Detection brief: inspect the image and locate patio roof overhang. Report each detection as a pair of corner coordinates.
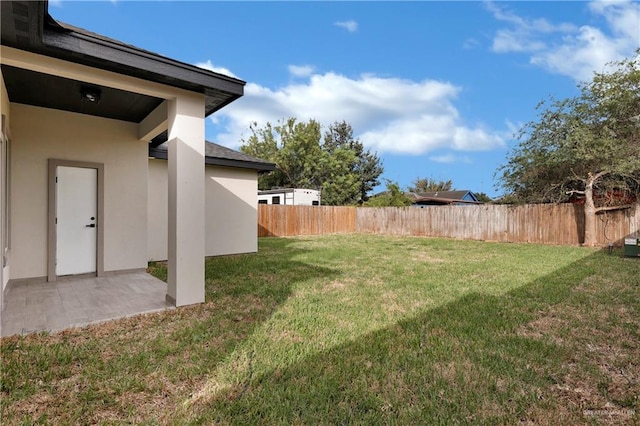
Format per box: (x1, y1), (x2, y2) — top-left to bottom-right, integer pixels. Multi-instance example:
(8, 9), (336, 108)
(1, 1), (244, 133)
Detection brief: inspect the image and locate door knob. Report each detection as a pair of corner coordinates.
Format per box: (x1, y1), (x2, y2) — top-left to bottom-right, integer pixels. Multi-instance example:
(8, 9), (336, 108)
(86, 224), (96, 228)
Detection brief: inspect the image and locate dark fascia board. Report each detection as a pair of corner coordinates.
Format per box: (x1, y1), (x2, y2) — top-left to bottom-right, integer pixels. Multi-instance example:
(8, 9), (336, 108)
(40, 24), (244, 116)
(42, 26), (244, 95)
(149, 147), (276, 173)
(206, 157), (276, 172)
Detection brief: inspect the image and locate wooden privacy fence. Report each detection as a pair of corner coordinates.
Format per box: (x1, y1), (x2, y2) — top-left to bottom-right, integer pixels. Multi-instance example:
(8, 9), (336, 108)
(356, 203), (639, 246)
(258, 203), (640, 246)
(258, 205), (356, 237)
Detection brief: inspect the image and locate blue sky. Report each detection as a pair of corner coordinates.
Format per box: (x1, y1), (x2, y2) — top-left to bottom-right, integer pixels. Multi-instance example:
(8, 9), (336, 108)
(50, 1), (639, 197)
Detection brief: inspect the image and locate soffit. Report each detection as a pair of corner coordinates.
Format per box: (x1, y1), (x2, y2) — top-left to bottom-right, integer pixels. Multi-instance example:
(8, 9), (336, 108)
(2, 64), (163, 123)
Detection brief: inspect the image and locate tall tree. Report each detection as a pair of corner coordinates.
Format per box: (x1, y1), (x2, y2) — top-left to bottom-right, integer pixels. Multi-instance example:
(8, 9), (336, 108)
(240, 121), (288, 190)
(240, 118), (384, 205)
(323, 121), (383, 204)
(273, 118), (323, 189)
(240, 118), (323, 189)
(497, 51), (640, 246)
(408, 177), (454, 193)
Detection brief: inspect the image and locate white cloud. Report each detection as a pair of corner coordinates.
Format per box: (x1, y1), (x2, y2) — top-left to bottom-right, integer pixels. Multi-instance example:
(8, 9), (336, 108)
(428, 154), (472, 164)
(288, 65), (315, 78)
(195, 60), (239, 79)
(487, 0), (640, 81)
(463, 38), (481, 50)
(335, 20), (359, 33)
(492, 29), (546, 53)
(211, 71), (505, 156)
(505, 119), (521, 138)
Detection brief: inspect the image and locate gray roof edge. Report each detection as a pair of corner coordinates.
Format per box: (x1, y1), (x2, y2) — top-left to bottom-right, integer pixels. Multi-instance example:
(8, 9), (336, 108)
(50, 20), (247, 88)
(205, 157), (275, 172)
(149, 143), (276, 172)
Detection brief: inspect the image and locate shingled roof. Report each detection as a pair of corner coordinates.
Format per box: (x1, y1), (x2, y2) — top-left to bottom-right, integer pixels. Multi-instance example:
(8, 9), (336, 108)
(413, 191), (475, 200)
(149, 141), (275, 172)
(407, 190), (480, 205)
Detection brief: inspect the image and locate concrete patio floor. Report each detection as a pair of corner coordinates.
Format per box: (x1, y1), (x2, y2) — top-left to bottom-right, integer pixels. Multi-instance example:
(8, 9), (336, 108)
(1, 272), (174, 337)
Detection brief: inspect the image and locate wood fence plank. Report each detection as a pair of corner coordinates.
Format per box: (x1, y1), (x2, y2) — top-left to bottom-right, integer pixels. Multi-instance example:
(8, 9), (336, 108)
(259, 203), (640, 245)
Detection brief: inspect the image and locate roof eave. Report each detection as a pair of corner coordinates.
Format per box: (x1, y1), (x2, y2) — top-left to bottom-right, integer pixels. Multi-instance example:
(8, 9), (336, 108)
(205, 157), (276, 172)
(149, 147), (275, 172)
(40, 25), (245, 116)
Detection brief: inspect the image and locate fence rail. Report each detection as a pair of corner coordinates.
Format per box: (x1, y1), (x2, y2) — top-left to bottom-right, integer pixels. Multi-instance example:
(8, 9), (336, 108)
(258, 203), (640, 246)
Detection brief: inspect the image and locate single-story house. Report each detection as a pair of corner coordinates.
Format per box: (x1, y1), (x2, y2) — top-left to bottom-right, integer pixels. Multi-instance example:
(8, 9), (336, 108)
(148, 141), (274, 261)
(408, 190), (480, 206)
(0, 0), (272, 312)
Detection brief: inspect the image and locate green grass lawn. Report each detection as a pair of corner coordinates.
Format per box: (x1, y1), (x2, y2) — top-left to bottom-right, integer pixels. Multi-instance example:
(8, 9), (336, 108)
(2, 235), (639, 424)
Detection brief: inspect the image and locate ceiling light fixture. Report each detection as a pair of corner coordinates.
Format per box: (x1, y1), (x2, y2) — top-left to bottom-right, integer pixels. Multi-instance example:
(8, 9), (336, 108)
(81, 87), (101, 104)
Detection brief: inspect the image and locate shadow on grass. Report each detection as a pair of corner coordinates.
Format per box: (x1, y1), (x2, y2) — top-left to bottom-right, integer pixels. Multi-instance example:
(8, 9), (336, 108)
(146, 237), (342, 366)
(186, 247), (639, 425)
(0, 237), (341, 424)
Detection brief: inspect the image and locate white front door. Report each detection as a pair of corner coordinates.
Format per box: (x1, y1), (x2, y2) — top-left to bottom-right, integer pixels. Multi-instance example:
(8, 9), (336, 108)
(56, 166), (97, 276)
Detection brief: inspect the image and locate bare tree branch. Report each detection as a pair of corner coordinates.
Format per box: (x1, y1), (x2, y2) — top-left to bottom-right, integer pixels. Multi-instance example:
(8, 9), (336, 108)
(595, 204), (634, 213)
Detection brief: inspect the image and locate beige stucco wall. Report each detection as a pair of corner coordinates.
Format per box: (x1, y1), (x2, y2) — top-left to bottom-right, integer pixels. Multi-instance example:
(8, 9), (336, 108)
(147, 159), (169, 262)
(10, 104), (148, 279)
(0, 70), (9, 123)
(205, 165), (258, 256)
(148, 159), (258, 261)
(0, 70), (10, 291)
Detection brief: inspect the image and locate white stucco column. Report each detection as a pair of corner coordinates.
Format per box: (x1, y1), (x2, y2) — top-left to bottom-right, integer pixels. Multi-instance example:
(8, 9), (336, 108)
(166, 93), (205, 306)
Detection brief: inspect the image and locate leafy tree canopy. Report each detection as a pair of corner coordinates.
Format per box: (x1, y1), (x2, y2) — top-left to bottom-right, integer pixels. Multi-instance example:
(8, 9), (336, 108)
(474, 192), (493, 203)
(240, 118), (383, 206)
(497, 50), (640, 245)
(408, 177), (454, 193)
(363, 180), (413, 207)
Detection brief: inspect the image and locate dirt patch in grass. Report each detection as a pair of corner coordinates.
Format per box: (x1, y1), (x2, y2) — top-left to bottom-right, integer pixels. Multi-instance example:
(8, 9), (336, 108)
(273, 328), (305, 344)
(321, 278), (358, 293)
(410, 252), (445, 263)
(381, 291), (407, 316)
(9, 391), (55, 424)
(518, 299), (639, 423)
(433, 359), (476, 384)
(517, 311), (568, 346)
